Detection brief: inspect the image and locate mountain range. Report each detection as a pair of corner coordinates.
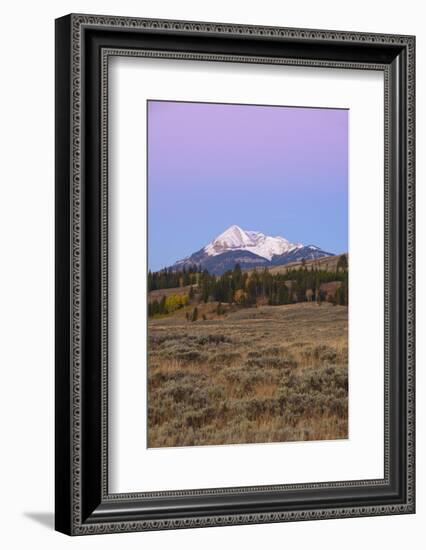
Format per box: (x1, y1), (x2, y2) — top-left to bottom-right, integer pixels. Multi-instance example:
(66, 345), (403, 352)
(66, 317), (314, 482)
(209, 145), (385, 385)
(171, 225), (334, 275)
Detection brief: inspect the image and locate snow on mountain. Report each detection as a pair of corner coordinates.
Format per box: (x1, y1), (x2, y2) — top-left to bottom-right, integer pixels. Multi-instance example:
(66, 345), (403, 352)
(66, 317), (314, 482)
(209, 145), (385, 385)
(204, 225), (303, 260)
(171, 225), (333, 275)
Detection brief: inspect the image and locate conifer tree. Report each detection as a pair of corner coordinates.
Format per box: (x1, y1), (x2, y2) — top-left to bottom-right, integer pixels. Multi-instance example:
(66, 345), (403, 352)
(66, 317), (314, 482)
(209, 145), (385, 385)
(192, 307), (198, 322)
(337, 254), (348, 273)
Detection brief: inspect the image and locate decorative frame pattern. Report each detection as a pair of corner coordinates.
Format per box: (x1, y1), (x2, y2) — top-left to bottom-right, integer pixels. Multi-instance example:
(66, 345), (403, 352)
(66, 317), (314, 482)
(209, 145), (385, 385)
(55, 14), (415, 536)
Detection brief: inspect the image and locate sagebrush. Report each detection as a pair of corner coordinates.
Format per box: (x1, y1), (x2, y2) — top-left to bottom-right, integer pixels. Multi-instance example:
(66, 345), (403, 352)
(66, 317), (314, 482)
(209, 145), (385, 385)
(147, 302), (348, 447)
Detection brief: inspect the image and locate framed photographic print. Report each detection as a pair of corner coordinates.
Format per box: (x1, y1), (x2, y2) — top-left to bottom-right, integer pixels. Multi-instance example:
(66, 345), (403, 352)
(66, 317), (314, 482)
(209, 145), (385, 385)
(55, 14), (415, 535)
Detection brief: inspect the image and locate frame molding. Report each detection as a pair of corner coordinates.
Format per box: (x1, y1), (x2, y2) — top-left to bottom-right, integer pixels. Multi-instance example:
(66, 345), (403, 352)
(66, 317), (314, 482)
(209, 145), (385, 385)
(55, 13), (415, 535)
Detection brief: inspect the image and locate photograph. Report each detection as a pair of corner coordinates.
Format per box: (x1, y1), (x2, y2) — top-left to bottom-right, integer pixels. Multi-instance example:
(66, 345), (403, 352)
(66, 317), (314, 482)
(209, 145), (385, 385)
(147, 100), (349, 448)
(51, 9), (415, 539)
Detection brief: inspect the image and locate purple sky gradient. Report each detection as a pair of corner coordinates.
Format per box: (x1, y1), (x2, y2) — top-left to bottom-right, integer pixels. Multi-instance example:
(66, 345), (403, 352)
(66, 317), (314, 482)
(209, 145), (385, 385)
(148, 100), (348, 271)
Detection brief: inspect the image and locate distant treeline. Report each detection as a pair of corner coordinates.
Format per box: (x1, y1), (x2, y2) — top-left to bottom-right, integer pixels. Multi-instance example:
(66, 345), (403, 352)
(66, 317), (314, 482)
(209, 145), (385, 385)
(148, 294), (189, 317)
(148, 256), (348, 317)
(148, 265), (200, 291)
(197, 258), (348, 306)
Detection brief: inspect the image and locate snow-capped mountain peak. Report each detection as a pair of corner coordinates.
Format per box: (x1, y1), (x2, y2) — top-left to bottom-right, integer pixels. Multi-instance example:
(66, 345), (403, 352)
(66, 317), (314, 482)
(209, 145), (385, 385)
(171, 225), (333, 275)
(204, 225), (302, 261)
(206, 225), (253, 250)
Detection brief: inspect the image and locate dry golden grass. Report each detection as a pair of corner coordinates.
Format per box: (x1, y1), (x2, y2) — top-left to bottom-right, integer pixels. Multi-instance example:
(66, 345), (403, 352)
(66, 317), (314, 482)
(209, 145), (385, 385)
(147, 302), (348, 447)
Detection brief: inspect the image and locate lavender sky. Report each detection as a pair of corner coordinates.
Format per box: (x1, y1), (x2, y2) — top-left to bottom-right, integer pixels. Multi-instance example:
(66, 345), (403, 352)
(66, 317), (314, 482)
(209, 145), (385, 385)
(148, 100), (348, 272)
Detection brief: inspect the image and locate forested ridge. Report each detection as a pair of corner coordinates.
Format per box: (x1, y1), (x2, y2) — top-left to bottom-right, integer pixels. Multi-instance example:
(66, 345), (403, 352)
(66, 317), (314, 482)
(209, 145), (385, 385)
(148, 256), (348, 317)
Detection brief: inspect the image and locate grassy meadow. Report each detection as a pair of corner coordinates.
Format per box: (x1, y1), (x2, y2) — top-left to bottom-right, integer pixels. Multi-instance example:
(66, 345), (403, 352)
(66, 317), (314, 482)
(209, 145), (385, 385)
(147, 298), (348, 448)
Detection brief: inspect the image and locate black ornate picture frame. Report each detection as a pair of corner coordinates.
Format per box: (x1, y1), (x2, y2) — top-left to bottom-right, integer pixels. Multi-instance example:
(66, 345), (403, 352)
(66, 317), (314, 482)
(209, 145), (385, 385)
(55, 14), (415, 535)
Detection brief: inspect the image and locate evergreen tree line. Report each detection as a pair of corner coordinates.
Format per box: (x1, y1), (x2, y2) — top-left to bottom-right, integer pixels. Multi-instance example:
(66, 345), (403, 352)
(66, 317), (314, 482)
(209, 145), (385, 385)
(148, 265), (201, 291)
(198, 261), (348, 307)
(148, 294), (189, 317)
(148, 256), (348, 317)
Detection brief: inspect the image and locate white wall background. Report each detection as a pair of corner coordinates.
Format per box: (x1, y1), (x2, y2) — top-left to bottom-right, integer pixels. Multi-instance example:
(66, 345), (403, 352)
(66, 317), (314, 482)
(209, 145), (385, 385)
(0, 0), (423, 548)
